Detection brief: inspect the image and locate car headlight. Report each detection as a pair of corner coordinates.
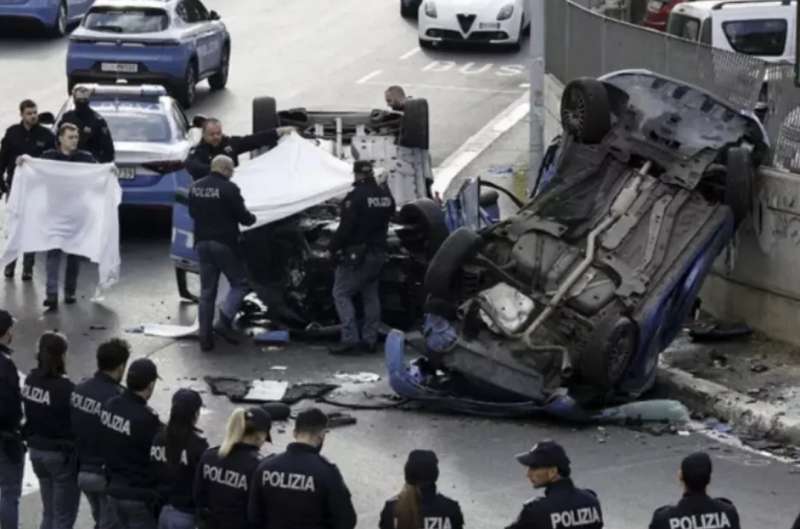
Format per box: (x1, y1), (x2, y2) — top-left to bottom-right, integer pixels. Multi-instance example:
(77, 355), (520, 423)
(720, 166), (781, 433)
(424, 1), (437, 18)
(497, 4), (514, 20)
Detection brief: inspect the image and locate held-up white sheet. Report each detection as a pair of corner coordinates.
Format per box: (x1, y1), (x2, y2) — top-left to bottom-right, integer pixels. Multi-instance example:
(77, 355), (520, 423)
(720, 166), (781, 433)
(0, 156), (122, 289)
(234, 133), (353, 230)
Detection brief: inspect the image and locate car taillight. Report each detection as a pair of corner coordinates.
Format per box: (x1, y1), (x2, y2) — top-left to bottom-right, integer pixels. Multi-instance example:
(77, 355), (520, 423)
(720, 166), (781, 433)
(143, 160), (184, 174)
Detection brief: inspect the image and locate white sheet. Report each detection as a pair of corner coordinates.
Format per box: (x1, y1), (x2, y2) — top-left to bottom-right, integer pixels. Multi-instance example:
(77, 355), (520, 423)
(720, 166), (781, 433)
(0, 156), (122, 289)
(234, 133), (353, 230)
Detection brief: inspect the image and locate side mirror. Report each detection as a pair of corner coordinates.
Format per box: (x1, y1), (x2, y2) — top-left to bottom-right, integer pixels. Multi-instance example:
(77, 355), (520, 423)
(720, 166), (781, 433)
(209, 10), (220, 20)
(192, 115), (208, 129)
(38, 112), (55, 126)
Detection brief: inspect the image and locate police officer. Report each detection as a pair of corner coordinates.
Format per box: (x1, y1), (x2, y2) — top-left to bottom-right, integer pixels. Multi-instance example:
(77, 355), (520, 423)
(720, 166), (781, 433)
(22, 332), (80, 529)
(188, 155), (256, 351)
(150, 389), (209, 529)
(649, 452), (740, 529)
(0, 310), (24, 529)
(102, 358), (162, 529)
(329, 160), (395, 356)
(379, 450), (464, 529)
(184, 118), (294, 180)
(71, 338), (131, 529)
(194, 407), (272, 529)
(0, 99), (55, 280)
(385, 86), (408, 112)
(506, 441), (603, 529)
(248, 407), (356, 529)
(58, 85), (115, 163)
(35, 122), (98, 311)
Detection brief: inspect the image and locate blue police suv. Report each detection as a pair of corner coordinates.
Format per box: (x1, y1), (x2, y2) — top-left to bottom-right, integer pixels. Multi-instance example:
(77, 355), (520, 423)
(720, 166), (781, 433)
(0, 0), (94, 37)
(66, 0), (230, 108)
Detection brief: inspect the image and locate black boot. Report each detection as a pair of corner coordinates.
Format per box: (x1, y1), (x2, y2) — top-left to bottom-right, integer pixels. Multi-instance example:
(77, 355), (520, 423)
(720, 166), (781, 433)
(43, 296), (58, 311)
(21, 269), (32, 281)
(213, 310), (240, 345)
(64, 292), (76, 304)
(200, 335), (215, 352)
(4, 264), (14, 279)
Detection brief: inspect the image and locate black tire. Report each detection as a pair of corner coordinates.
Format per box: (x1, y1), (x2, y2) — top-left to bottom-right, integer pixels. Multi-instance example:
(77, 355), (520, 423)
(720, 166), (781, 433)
(400, 0), (417, 18)
(67, 76), (77, 95)
(399, 98), (429, 149)
(48, 2), (67, 38)
(725, 147), (754, 226)
(579, 317), (638, 389)
(252, 96), (279, 134)
(419, 38), (434, 49)
(424, 228), (482, 300)
(208, 43), (230, 91)
(397, 198), (449, 259)
(177, 62), (197, 108)
(561, 78), (612, 144)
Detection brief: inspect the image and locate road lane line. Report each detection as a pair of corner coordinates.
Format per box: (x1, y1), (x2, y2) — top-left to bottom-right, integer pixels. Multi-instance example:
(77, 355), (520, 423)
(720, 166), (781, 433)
(399, 47), (421, 60)
(359, 80), (525, 95)
(356, 69), (383, 84)
(431, 90), (530, 198)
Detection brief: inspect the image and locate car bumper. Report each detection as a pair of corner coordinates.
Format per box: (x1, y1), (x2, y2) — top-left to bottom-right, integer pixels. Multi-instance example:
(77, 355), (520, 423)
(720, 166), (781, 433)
(418, 12), (522, 44)
(0, 3), (58, 27)
(66, 42), (189, 85)
(120, 172), (179, 207)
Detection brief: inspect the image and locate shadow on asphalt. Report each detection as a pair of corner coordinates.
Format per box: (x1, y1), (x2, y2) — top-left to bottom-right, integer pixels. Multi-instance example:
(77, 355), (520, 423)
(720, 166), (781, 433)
(119, 206), (172, 242)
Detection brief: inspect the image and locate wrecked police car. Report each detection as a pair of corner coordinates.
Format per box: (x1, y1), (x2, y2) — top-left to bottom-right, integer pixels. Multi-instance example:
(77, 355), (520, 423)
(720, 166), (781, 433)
(389, 70), (768, 411)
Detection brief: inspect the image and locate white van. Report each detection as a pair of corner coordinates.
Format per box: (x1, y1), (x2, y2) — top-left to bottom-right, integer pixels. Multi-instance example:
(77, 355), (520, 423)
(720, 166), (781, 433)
(667, 0), (796, 64)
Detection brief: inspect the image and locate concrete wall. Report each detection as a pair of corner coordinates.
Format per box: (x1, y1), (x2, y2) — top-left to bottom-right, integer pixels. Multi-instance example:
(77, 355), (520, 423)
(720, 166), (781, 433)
(543, 75), (800, 345)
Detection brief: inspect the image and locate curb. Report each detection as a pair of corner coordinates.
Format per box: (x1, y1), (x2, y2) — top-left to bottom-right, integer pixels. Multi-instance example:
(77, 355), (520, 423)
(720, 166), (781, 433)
(657, 363), (800, 443)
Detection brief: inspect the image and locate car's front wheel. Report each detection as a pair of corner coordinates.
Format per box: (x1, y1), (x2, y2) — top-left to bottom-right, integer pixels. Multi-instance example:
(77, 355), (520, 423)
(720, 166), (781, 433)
(401, 0), (417, 18)
(580, 317), (638, 389)
(48, 1), (68, 38)
(177, 63), (197, 108)
(208, 44), (230, 91)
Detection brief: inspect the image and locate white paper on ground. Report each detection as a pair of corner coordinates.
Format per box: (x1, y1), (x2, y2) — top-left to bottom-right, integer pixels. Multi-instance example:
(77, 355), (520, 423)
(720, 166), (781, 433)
(334, 371), (381, 383)
(142, 319), (199, 338)
(244, 380), (289, 401)
(233, 133), (354, 230)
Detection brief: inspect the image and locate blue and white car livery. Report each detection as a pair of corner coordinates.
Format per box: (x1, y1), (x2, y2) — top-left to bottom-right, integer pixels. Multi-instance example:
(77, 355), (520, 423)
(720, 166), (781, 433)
(66, 0), (230, 108)
(0, 0), (94, 37)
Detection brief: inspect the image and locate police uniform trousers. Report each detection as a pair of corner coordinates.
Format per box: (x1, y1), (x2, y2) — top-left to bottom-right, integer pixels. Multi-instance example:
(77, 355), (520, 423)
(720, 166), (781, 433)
(107, 498), (157, 529)
(77, 470), (119, 529)
(4, 253), (35, 277)
(196, 241), (248, 338)
(29, 448), (80, 529)
(0, 442), (24, 529)
(332, 250), (386, 346)
(157, 505), (194, 529)
(45, 251), (80, 298)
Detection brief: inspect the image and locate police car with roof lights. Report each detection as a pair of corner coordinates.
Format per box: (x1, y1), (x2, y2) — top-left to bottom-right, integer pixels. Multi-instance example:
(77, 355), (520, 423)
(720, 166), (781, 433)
(66, 0), (230, 108)
(51, 83), (199, 207)
(0, 0), (95, 37)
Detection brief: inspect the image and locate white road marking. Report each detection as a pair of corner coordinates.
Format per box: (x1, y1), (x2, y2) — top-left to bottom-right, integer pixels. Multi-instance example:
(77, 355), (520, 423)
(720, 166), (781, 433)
(519, 82), (531, 88)
(356, 69), (383, 85)
(399, 47), (421, 60)
(359, 80), (525, 95)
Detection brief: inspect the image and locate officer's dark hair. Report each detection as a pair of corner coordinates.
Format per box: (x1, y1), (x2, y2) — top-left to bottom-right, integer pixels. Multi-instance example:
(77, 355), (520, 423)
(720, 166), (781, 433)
(165, 398), (199, 467)
(19, 99), (37, 113)
(58, 122), (79, 138)
(37, 332), (68, 377)
(202, 118), (222, 132)
(97, 338), (130, 372)
(294, 407), (328, 435)
(386, 85), (406, 98)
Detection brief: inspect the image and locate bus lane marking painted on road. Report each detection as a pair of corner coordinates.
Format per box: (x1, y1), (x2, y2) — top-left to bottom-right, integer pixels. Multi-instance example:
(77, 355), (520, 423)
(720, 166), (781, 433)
(359, 80), (525, 95)
(420, 60), (526, 77)
(356, 69), (383, 84)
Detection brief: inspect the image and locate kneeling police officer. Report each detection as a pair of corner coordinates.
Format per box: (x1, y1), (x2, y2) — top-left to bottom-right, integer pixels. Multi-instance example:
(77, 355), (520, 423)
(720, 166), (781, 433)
(649, 452), (740, 529)
(506, 441), (603, 529)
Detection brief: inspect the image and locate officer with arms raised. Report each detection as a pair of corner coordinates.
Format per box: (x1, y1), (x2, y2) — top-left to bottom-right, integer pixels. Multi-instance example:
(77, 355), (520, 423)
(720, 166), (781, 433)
(649, 452), (740, 529)
(248, 407), (356, 529)
(506, 441), (603, 529)
(188, 154), (256, 351)
(329, 160), (395, 356)
(102, 358), (163, 529)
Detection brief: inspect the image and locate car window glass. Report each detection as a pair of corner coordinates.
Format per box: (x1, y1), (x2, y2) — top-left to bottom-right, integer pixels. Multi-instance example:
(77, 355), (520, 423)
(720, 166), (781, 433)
(171, 104), (189, 138)
(723, 19), (787, 56)
(666, 13), (700, 41)
(700, 19), (711, 45)
(187, 0), (210, 20)
(92, 110), (172, 143)
(177, 0), (202, 23)
(84, 7), (169, 33)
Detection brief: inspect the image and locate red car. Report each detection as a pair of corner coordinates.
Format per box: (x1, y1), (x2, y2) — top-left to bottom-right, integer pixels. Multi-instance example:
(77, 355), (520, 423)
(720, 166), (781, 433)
(642, 0), (688, 31)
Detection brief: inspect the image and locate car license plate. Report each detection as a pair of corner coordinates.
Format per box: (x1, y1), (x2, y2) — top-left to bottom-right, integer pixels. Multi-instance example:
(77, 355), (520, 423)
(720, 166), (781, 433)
(479, 22), (501, 30)
(100, 62), (138, 73)
(118, 167), (136, 180)
(647, 0), (663, 12)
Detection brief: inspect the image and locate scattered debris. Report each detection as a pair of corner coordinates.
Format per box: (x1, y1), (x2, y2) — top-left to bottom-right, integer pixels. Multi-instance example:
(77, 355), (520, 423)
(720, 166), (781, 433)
(271, 366), (288, 371)
(750, 363), (769, 373)
(678, 430), (691, 437)
(687, 320), (753, 342)
(204, 376), (338, 404)
(709, 350), (728, 368)
(89, 325), (107, 331)
(334, 372), (381, 384)
(254, 330), (290, 344)
(326, 412), (357, 428)
(244, 380), (289, 402)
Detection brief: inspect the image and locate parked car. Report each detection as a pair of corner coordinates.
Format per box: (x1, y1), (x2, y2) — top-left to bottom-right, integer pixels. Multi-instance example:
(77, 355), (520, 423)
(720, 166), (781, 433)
(390, 70), (769, 409)
(642, 0), (690, 31)
(417, 0), (530, 50)
(51, 83), (198, 206)
(66, 0), (230, 107)
(0, 0), (95, 37)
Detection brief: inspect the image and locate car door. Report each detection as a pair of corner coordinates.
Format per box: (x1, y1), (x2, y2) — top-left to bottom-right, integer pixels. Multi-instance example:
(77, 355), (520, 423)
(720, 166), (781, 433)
(183, 0), (221, 74)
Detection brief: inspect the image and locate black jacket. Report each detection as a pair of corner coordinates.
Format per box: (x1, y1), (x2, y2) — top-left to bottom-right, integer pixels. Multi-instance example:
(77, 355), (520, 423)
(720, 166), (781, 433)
(0, 122), (55, 187)
(150, 427), (208, 513)
(649, 492), (740, 529)
(330, 177), (395, 253)
(58, 107), (115, 163)
(189, 171), (257, 249)
(40, 148), (97, 164)
(185, 130), (279, 180)
(506, 478), (603, 529)
(194, 443), (264, 529)
(248, 442), (357, 529)
(70, 372), (124, 472)
(0, 344), (22, 434)
(22, 368), (75, 451)
(101, 390), (162, 499)
(380, 484), (464, 529)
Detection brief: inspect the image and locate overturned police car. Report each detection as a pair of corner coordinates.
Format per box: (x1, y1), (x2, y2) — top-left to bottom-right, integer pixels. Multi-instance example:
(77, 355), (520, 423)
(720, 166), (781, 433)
(388, 70), (769, 411)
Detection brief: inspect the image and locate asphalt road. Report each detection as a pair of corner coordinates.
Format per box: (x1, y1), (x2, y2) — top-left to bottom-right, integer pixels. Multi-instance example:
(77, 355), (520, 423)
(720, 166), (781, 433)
(1, 2), (800, 529)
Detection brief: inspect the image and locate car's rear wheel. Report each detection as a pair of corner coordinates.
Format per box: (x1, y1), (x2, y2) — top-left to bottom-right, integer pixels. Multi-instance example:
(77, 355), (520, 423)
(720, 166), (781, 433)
(399, 98), (429, 149)
(397, 198), (449, 259)
(561, 78), (612, 144)
(208, 44), (230, 91)
(725, 146), (754, 226)
(419, 38), (434, 49)
(580, 317), (638, 389)
(424, 228), (483, 300)
(49, 2), (67, 38)
(177, 62), (197, 108)
(252, 96), (279, 133)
